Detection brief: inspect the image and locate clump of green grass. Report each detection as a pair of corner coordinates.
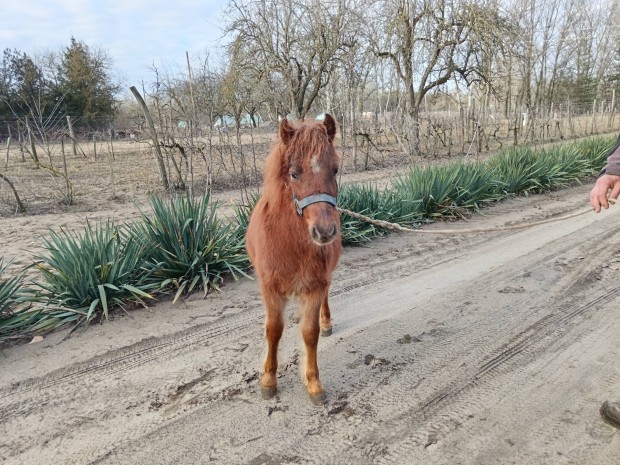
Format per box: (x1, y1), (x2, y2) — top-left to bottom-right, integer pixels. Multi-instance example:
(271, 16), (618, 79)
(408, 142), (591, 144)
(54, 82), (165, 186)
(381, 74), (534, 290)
(32, 222), (157, 322)
(0, 257), (92, 342)
(134, 194), (249, 302)
(339, 183), (425, 244)
(576, 136), (616, 171)
(487, 145), (592, 196)
(485, 148), (546, 195)
(0, 259), (29, 340)
(0, 259), (22, 319)
(391, 162), (502, 218)
(231, 192), (259, 244)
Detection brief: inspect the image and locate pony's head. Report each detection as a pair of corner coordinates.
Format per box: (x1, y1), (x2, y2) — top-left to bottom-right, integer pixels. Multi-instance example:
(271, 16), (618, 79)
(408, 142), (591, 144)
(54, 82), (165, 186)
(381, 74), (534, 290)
(277, 114), (341, 246)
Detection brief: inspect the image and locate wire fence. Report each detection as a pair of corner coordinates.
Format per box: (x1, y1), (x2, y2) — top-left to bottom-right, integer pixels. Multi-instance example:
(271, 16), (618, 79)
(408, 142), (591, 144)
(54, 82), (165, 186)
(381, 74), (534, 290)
(1, 99), (619, 217)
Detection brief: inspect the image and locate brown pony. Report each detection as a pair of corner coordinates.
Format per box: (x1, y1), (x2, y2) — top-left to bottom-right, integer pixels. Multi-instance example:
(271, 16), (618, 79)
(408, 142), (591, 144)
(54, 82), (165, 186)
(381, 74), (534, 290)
(246, 114), (342, 405)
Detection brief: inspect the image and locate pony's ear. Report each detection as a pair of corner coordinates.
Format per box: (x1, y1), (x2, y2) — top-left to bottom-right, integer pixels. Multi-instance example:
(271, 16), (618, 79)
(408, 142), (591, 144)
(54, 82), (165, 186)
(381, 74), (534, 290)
(323, 114), (336, 143)
(279, 118), (295, 145)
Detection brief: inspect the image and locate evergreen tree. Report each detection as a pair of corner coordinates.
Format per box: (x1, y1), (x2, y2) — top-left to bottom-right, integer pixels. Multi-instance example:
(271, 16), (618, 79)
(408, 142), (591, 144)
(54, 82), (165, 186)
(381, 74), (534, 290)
(0, 48), (48, 119)
(58, 37), (120, 126)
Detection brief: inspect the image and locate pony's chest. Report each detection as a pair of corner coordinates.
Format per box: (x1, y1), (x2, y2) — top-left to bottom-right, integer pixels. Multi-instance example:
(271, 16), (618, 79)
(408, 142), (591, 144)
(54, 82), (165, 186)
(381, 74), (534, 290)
(274, 246), (339, 293)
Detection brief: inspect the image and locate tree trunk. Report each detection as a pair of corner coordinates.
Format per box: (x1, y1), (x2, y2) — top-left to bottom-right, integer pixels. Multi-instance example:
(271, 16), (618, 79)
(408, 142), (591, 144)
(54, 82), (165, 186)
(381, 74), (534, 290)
(409, 106), (420, 156)
(0, 173), (25, 212)
(66, 116), (78, 158)
(130, 86), (170, 191)
(25, 118), (40, 168)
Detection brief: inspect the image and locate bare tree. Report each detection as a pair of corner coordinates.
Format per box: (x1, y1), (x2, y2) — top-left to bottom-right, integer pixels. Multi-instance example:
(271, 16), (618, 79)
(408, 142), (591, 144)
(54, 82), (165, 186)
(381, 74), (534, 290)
(370, 0), (511, 155)
(225, 0), (354, 119)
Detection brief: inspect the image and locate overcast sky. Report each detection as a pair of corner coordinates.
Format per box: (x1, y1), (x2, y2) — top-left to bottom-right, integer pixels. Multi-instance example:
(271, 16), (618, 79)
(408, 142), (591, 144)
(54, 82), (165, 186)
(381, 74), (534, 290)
(1, 0), (229, 94)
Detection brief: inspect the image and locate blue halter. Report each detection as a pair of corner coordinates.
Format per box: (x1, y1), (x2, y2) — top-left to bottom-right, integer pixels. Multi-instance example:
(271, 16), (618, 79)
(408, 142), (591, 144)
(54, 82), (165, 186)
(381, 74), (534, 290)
(293, 193), (338, 216)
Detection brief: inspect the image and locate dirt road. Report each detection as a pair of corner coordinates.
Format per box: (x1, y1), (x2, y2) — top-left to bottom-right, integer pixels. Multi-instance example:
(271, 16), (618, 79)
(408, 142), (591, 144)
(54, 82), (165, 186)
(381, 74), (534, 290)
(1, 183), (619, 464)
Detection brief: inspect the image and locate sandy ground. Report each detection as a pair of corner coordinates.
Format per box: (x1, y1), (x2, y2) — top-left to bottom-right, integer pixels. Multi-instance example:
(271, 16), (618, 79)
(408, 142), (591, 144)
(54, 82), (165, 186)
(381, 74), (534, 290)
(0, 182), (619, 464)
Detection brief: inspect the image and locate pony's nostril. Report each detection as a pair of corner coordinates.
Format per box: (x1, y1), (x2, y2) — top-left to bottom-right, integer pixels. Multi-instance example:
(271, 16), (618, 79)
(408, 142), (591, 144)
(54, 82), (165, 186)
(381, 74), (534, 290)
(311, 224), (337, 244)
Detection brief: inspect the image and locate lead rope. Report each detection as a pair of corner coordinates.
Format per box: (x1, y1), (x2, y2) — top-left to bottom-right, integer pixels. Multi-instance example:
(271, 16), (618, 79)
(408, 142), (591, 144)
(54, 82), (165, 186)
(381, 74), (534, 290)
(336, 201), (614, 235)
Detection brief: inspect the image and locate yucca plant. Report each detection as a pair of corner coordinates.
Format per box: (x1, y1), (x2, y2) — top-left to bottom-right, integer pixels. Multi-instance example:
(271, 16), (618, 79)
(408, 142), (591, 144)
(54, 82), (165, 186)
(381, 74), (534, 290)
(392, 162), (500, 218)
(338, 184), (423, 244)
(134, 194), (249, 302)
(0, 258), (29, 340)
(577, 136), (616, 172)
(487, 148), (546, 195)
(0, 258), (86, 342)
(338, 184), (391, 244)
(231, 191), (260, 243)
(32, 222), (157, 322)
(0, 305), (85, 342)
(537, 146), (591, 189)
(0, 259), (22, 319)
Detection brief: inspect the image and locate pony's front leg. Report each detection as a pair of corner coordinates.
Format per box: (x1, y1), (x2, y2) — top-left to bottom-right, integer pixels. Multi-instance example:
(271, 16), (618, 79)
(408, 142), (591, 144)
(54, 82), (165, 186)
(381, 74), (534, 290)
(301, 290), (328, 405)
(260, 288), (286, 399)
(320, 293), (332, 337)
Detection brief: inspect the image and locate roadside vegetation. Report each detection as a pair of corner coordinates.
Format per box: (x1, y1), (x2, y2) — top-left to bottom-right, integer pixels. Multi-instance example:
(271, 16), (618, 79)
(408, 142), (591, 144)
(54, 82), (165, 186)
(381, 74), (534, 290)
(0, 136), (613, 344)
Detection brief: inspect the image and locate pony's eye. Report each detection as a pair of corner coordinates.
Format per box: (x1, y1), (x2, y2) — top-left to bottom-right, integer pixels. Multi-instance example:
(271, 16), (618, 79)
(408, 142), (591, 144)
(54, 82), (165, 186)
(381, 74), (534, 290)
(333, 167), (339, 176)
(290, 171), (300, 180)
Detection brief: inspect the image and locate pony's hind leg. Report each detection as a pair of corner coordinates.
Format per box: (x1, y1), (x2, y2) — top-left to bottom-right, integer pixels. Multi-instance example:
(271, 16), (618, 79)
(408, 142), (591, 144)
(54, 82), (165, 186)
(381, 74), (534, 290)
(320, 293), (332, 337)
(260, 288), (286, 399)
(301, 290), (327, 405)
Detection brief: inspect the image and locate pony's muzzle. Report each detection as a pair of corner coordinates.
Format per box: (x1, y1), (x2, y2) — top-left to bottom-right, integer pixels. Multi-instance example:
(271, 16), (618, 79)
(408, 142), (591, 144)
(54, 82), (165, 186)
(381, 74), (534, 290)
(311, 223), (338, 245)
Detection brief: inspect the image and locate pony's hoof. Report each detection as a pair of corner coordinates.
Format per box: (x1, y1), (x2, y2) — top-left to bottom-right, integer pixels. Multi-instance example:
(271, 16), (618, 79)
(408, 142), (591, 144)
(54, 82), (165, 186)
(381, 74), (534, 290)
(309, 391), (327, 406)
(320, 327), (332, 337)
(260, 386), (277, 400)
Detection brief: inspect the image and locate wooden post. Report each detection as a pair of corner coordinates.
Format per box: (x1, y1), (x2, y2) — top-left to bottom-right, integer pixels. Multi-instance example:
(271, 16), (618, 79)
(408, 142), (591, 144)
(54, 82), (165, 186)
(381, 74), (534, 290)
(16, 120), (25, 162)
(350, 85), (357, 171)
(93, 134), (97, 160)
(591, 99), (596, 134)
(66, 116), (78, 158)
(108, 139), (115, 199)
(513, 113), (518, 146)
(609, 89), (616, 128)
(61, 138), (72, 204)
(567, 101), (574, 137)
(4, 137), (10, 169)
(129, 85), (169, 190)
(110, 134), (116, 160)
(458, 95), (465, 153)
(6, 123), (12, 166)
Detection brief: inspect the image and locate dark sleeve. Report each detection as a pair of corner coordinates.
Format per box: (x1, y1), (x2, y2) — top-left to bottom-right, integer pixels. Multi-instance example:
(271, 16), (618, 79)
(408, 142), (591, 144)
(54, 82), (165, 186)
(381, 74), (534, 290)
(601, 134), (620, 176)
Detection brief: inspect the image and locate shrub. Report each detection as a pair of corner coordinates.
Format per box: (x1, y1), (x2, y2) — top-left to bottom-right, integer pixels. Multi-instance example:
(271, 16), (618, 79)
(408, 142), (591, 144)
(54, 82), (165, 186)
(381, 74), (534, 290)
(392, 162), (501, 217)
(0, 259), (22, 319)
(32, 222), (157, 322)
(576, 136), (616, 172)
(134, 194), (249, 302)
(0, 259), (28, 340)
(338, 184), (421, 244)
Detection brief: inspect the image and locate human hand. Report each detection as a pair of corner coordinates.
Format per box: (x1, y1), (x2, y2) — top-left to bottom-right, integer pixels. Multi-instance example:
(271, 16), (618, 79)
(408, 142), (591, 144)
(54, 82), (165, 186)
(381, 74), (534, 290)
(590, 174), (620, 212)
